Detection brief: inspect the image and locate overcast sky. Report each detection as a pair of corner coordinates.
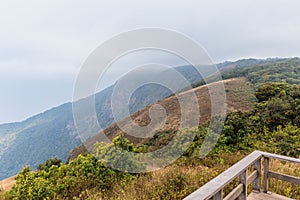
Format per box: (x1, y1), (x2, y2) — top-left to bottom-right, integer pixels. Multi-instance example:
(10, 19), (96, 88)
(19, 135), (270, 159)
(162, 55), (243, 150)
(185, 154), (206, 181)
(0, 0), (300, 123)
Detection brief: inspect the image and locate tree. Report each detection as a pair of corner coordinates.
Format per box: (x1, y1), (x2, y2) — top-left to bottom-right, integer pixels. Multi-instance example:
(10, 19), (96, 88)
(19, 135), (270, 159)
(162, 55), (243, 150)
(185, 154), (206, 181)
(255, 82), (288, 102)
(37, 157), (62, 172)
(94, 133), (145, 173)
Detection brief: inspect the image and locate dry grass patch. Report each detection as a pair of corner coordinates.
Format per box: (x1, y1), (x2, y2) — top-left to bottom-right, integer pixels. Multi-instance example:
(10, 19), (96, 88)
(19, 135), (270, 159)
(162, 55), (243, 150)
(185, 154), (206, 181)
(84, 152), (247, 200)
(268, 159), (300, 199)
(0, 176), (15, 192)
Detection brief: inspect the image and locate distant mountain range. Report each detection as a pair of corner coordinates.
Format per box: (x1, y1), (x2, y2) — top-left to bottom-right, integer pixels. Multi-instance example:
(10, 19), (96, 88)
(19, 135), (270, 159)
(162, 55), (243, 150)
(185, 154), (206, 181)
(0, 57), (293, 180)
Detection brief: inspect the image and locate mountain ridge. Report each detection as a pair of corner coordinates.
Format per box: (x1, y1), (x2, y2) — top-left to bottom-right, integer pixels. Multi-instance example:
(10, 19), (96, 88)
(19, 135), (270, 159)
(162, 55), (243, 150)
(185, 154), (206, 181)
(68, 77), (256, 161)
(0, 57), (296, 180)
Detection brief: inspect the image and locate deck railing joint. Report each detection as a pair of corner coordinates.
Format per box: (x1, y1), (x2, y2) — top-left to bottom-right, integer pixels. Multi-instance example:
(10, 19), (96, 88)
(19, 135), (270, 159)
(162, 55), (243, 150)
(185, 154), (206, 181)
(184, 151), (300, 200)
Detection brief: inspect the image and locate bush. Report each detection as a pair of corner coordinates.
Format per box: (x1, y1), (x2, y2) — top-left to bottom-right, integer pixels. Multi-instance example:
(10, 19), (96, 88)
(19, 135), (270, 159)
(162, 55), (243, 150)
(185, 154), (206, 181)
(255, 82), (288, 102)
(8, 154), (124, 199)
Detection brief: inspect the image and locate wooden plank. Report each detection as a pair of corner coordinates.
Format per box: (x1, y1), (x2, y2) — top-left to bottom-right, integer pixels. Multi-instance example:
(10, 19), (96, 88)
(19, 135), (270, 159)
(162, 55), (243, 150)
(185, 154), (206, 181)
(184, 151), (300, 200)
(184, 151), (262, 200)
(223, 184), (243, 200)
(268, 171), (300, 185)
(259, 151), (300, 164)
(253, 159), (261, 191)
(213, 190), (223, 200)
(239, 170), (247, 200)
(248, 192), (295, 200)
(247, 170), (258, 186)
(264, 157), (269, 193)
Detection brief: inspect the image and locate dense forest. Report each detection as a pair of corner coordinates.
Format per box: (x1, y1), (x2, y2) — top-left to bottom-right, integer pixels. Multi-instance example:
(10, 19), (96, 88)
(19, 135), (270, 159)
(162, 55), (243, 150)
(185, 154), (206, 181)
(222, 57), (300, 85)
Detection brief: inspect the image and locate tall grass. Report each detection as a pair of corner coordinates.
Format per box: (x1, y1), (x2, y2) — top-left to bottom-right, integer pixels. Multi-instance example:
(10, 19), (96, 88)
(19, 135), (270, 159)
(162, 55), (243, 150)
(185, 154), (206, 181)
(268, 159), (300, 198)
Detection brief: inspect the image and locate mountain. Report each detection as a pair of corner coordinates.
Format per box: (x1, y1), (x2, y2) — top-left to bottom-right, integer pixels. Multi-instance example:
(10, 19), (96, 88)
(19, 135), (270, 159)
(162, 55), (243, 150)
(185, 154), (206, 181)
(222, 57), (300, 85)
(69, 57), (300, 160)
(0, 64), (205, 180)
(4, 70), (300, 199)
(0, 58), (294, 180)
(0, 103), (77, 180)
(68, 77), (256, 161)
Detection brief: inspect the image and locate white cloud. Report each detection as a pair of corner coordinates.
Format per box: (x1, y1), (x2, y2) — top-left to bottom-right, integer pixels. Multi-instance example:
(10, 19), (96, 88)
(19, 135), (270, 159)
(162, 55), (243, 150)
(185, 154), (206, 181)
(0, 0), (300, 122)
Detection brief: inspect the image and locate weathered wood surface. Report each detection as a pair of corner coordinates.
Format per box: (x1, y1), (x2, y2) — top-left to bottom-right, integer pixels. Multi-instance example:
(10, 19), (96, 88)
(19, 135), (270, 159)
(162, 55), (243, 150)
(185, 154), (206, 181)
(248, 192), (295, 200)
(264, 157), (269, 192)
(268, 171), (300, 185)
(261, 151), (300, 164)
(184, 151), (300, 200)
(247, 170), (258, 187)
(184, 151), (262, 200)
(223, 184), (243, 200)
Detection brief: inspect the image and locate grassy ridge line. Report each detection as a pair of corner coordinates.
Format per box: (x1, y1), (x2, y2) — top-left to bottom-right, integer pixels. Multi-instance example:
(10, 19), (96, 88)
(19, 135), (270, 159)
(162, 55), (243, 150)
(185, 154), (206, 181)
(0, 77), (255, 196)
(68, 77), (255, 161)
(0, 176), (15, 192)
(3, 80), (300, 199)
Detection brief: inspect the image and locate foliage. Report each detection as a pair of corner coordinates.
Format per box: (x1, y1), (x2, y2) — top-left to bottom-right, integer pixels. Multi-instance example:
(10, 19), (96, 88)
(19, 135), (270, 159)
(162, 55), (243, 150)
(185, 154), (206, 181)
(222, 57), (300, 85)
(255, 82), (288, 102)
(7, 154), (121, 200)
(252, 124), (300, 157)
(213, 82), (300, 157)
(37, 157), (62, 172)
(94, 133), (146, 173)
(5, 80), (300, 199)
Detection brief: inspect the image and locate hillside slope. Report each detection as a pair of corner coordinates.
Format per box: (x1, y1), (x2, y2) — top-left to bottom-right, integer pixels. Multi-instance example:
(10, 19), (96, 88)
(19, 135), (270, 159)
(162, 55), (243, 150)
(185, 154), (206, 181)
(69, 77), (256, 160)
(222, 57), (300, 85)
(3, 80), (300, 199)
(0, 176), (15, 192)
(0, 64), (205, 180)
(0, 58), (290, 180)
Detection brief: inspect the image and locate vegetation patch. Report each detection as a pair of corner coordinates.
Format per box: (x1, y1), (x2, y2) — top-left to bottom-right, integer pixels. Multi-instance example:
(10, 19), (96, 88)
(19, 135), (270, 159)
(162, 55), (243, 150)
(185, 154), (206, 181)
(2, 81), (300, 199)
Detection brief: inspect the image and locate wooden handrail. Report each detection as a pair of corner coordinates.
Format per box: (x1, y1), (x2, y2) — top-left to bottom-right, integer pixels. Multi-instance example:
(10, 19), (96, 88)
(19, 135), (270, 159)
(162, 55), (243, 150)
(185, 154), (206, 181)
(260, 151), (300, 192)
(184, 151), (262, 200)
(184, 150), (300, 200)
(260, 151), (300, 164)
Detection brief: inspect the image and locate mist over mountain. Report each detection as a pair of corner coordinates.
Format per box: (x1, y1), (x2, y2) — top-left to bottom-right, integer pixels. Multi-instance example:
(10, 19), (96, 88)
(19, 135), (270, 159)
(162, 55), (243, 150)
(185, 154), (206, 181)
(0, 57), (293, 180)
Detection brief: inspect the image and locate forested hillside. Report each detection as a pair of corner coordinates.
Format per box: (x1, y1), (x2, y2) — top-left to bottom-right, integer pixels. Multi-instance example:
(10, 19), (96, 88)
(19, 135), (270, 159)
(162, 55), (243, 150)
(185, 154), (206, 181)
(0, 64), (204, 180)
(0, 58), (275, 180)
(222, 57), (300, 85)
(2, 58), (300, 199)
(68, 78), (255, 160)
(2, 81), (300, 199)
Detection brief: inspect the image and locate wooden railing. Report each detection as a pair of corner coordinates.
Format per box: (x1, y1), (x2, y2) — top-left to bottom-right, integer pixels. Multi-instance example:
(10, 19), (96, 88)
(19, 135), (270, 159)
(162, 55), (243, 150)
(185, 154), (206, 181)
(184, 150), (300, 200)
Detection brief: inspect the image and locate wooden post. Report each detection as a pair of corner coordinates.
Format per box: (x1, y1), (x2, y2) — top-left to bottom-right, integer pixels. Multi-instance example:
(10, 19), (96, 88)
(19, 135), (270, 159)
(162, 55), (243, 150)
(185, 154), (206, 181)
(239, 170), (247, 200)
(213, 190), (223, 200)
(253, 158), (261, 191)
(264, 157), (269, 193)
